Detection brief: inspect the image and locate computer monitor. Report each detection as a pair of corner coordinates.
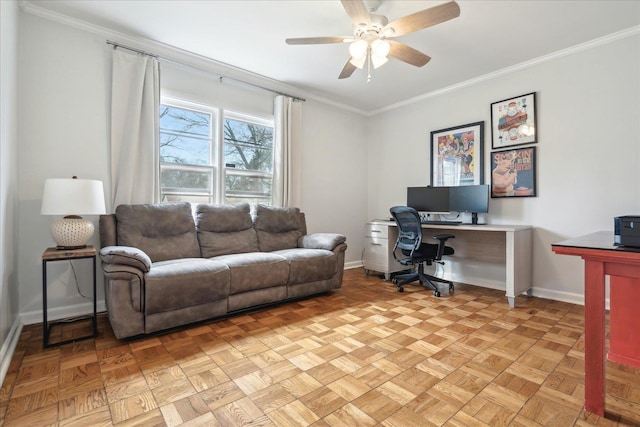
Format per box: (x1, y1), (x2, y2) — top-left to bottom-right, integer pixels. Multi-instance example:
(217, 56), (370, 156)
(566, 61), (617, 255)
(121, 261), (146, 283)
(449, 185), (489, 224)
(406, 186), (450, 214)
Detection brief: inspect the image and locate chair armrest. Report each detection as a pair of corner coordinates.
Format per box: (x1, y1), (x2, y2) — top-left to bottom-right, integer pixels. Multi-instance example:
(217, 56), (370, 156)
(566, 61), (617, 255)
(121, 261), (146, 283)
(99, 246), (152, 272)
(432, 234), (455, 260)
(299, 233), (346, 251)
(433, 233), (455, 242)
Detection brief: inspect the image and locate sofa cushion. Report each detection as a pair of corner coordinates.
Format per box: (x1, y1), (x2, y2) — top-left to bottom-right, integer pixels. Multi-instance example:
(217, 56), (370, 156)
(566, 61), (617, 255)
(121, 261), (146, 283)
(116, 202), (200, 262)
(254, 204), (303, 252)
(145, 258), (230, 315)
(196, 203), (259, 257)
(273, 248), (337, 284)
(212, 252), (289, 294)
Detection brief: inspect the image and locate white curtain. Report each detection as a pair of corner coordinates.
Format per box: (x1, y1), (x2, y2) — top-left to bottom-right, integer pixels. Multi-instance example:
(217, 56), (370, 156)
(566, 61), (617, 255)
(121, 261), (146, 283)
(272, 95), (302, 207)
(109, 48), (160, 209)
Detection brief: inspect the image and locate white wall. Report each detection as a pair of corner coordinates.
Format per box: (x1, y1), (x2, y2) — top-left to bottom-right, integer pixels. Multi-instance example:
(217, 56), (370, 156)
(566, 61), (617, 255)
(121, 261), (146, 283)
(367, 33), (640, 303)
(0, 0), (21, 385)
(16, 12), (369, 323)
(299, 100), (368, 262)
(18, 13), (111, 320)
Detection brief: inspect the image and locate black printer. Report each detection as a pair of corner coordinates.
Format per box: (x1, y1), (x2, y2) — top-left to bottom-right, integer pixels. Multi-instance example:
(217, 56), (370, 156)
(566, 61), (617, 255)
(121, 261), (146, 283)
(614, 216), (640, 247)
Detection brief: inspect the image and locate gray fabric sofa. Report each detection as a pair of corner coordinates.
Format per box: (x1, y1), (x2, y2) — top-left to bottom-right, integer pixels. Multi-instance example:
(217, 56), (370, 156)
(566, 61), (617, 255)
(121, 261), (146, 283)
(99, 202), (347, 339)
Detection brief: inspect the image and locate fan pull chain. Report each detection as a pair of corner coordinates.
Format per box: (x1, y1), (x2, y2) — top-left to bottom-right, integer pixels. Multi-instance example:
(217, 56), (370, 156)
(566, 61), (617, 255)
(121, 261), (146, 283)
(367, 48), (372, 83)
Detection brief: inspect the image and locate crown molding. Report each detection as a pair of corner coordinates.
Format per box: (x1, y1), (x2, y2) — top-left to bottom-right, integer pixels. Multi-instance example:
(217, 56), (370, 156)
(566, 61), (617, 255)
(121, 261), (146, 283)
(368, 25), (640, 116)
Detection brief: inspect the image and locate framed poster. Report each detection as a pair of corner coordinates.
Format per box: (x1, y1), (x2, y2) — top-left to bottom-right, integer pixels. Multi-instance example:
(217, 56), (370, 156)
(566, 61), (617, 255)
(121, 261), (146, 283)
(430, 121), (484, 187)
(490, 92), (536, 149)
(490, 147), (536, 198)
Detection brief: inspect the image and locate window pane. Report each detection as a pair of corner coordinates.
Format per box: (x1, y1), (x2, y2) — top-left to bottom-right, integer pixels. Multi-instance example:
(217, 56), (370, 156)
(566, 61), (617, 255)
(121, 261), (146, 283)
(161, 133), (210, 165)
(224, 118), (273, 173)
(161, 169), (210, 192)
(160, 105), (212, 166)
(225, 174), (271, 198)
(160, 106), (209, 137)
(225, 195), (271, 207)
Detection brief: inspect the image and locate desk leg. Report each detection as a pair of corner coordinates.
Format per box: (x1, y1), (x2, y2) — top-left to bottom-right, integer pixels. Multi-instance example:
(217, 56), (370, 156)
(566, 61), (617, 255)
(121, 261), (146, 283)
(584, 259), (606, 416)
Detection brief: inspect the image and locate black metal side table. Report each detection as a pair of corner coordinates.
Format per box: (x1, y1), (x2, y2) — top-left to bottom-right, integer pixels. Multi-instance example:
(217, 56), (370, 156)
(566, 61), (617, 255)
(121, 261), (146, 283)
(42, 246), (98, 348)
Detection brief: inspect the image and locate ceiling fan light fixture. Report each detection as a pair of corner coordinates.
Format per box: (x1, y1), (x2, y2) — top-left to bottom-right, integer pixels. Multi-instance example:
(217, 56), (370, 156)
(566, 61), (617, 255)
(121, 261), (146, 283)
(348, 40), (368, 59)
(371, 53), (388, 69)
(349, 54), (366, 69)
(371, 39), (390, 57)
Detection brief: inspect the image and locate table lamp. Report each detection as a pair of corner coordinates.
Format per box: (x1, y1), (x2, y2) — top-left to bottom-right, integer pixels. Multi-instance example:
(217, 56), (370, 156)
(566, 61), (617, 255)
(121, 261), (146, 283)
(41, 177), (106, 250)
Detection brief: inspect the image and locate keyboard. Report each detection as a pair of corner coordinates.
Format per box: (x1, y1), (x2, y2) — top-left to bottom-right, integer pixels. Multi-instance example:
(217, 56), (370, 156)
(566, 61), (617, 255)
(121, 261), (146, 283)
(421, 220), (462, 226)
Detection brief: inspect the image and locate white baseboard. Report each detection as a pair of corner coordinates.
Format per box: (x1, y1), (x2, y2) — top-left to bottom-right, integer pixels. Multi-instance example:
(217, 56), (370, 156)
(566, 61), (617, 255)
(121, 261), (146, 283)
(529, 287), (584, 306)
(344, 261), (363, 270)
(20, 299), (107, 325)
(0, 317), (23, 388)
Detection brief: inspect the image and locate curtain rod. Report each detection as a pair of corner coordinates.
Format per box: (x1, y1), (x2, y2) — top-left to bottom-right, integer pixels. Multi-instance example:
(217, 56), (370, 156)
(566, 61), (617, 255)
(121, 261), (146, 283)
(106, 40), (305, 102)
(107, 40), (159, 58)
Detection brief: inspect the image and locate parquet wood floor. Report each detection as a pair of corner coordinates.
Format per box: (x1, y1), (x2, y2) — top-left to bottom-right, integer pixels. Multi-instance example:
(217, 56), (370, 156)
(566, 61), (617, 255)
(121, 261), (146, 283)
(1, 268), (639, 426)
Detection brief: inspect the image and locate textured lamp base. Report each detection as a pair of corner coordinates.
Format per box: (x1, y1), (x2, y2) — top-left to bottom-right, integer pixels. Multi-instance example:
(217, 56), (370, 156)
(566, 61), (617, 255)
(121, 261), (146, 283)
(50, 216), (95, 250)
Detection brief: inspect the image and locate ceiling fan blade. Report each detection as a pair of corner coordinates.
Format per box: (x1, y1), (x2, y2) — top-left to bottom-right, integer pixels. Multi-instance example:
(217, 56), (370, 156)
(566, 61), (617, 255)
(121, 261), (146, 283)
(384, 1), (460, 37)
(338, 59), (357, 79)
(341, 0), (371, 27)
(286, 36), (350, 45)
(387, 40), (431, 67)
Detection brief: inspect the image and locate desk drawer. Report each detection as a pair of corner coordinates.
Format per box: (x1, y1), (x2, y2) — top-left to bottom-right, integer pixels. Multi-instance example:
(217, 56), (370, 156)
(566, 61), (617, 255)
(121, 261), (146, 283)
(366, 223), (388, 238)
(364, 237), (391, 272)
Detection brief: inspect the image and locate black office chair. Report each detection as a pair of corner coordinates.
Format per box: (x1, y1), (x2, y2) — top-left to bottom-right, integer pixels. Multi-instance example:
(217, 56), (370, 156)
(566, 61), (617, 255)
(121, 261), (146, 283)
(390, 206), (455, 296)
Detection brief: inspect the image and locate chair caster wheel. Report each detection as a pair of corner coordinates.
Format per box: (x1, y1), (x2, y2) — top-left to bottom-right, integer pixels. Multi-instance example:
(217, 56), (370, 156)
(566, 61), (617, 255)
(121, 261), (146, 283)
(392, 278), (398, 285)
(397, 286), (404, 293)
(434, 290), (441, 297)
(449, 284), (454, 292)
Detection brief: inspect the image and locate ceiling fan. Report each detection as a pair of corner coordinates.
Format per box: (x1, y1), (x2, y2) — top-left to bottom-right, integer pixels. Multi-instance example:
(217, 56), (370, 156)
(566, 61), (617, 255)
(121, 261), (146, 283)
(285, 0), (460, 82)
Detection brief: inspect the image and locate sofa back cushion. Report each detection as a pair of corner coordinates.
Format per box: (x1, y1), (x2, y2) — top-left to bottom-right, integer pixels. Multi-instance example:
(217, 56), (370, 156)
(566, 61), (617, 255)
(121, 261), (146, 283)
(254, 204), (303, 251)
(196, 203), (259, 257)
(116, 202), (200, 262)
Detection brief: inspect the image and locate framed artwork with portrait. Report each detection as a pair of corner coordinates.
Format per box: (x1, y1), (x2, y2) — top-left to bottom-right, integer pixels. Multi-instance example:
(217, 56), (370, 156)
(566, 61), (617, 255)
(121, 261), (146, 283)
(490, 92), (537, 149)
(490, 147), (537, 198)
(430, 121), (484, 187)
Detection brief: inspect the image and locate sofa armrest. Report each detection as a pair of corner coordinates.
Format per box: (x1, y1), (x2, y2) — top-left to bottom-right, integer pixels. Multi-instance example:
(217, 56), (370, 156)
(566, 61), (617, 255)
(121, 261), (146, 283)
(298, 233), (346, 251)
(100, 246), (152, 272)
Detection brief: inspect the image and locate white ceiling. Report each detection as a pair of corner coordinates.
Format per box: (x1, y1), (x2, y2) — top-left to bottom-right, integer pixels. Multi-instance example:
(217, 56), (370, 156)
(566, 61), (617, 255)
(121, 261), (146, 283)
(23, 0), (640, 112)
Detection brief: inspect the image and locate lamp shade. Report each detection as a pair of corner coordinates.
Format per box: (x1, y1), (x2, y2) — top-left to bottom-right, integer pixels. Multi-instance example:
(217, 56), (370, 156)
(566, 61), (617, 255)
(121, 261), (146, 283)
(41, 178), (106, 216)
(41, 178), (106, 249)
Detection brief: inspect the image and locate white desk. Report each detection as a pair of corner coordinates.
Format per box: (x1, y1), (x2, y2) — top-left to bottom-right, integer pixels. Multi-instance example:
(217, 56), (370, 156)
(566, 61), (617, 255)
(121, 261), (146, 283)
(364, 221), (533, 308)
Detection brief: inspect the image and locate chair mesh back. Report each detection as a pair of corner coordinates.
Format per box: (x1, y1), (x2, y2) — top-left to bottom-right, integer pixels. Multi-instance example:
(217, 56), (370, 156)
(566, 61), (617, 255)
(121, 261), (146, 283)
(390, 206), (422, 252)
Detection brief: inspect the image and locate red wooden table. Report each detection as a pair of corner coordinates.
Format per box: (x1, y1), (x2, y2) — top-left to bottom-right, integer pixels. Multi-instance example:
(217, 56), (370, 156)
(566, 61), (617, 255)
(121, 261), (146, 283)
(552, 231), (640, 416)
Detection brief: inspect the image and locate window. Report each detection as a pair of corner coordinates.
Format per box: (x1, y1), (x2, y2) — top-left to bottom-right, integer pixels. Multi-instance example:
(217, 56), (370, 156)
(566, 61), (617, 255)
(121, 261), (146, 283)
(160, 98), (274, 207)
(223, 113), (274, 206)
(160, 101), (216, 203)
